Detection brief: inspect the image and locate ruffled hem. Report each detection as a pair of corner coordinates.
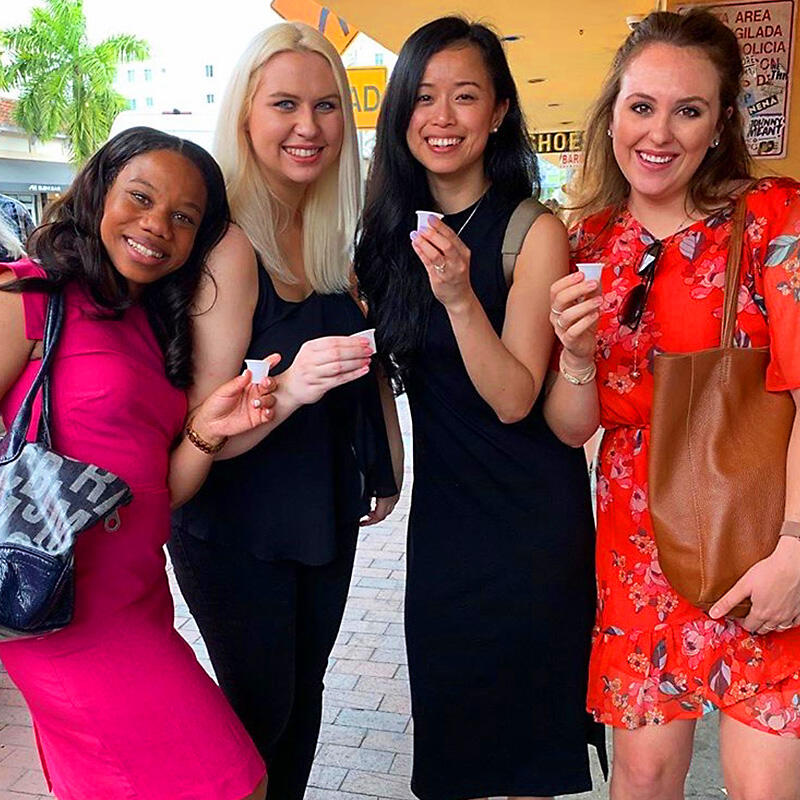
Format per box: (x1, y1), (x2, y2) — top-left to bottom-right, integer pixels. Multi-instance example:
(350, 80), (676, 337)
(588, 615), (800, 734)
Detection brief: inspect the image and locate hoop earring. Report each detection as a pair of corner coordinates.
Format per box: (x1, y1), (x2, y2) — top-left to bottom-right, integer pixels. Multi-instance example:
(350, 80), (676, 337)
(607, 128), (613, 138)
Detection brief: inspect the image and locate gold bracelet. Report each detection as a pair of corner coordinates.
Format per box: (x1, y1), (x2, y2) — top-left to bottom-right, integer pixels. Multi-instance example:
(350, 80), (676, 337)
(185, 421), (227, 455)
(559, 352), (597, 385)
(780, 520), (800, 540)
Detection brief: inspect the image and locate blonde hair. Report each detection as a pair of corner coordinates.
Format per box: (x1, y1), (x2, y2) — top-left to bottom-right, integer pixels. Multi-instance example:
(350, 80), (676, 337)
(0, 213), (25, 261)
(214, 22), (360, 293)
(567, 10), (752, 227)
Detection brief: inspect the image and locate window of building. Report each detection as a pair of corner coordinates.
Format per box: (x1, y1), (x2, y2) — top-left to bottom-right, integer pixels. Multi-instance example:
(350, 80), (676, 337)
(144, 69), (152, 81)
(127, 69), (135, 82)
(205, 64), (214, 78)
(206, 94), (215, 104)
(145, 97), (154, 107)
(375, 53), (384, 66)
(129, 98), (137, 110)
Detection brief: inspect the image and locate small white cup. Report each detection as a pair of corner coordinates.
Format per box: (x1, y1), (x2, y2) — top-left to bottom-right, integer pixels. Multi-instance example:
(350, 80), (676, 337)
(350, 328), (376, 354)
(415, 210), (444, 232)
(244, 359), (270, 384)
(576, 262), (604, 283)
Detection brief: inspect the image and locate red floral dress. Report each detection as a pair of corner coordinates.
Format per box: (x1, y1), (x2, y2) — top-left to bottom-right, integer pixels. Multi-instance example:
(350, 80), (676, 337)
(570, 177), (800, 736)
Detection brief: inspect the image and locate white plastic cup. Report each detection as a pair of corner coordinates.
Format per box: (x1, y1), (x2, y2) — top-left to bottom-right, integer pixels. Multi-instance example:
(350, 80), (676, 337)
(576, 262), (604, 283)
(244, 359), (270, 384)
(350, 328), (376, 354)
(415, 210), (444, 232)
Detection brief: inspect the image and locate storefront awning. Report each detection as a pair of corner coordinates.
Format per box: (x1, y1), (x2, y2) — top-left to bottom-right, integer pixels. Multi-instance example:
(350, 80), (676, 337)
(0, 158), (74, 193)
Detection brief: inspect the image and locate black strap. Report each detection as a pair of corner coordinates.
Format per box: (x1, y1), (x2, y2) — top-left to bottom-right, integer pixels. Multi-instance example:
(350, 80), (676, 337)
(2, 291), (64, 463)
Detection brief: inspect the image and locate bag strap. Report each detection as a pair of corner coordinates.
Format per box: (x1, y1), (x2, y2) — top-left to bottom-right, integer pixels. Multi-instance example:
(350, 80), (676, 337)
(2, 291), (64, 462)
(721, 193), (749, 349)
(502, 198), (551, 287)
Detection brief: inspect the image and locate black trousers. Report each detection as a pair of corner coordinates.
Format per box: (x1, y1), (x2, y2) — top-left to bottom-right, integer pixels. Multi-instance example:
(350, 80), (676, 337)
(167, 524), (358, 800)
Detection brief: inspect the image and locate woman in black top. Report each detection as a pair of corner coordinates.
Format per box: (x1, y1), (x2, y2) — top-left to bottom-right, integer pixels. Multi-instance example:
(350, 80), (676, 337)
(354, 18), (603, 800)
(169, 23), (402, 800)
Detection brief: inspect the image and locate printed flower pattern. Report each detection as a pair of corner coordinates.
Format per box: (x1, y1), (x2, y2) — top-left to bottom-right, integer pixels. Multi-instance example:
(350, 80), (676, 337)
(572, 178), (800, 736)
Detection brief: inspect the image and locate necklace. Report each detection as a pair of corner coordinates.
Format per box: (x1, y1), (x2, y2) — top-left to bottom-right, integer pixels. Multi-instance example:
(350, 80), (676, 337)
(629, 207), (695, 380)
(452, 193), (485, 238)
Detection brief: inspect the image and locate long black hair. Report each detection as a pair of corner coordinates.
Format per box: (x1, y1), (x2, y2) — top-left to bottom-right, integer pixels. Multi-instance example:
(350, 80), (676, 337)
(354, 17), (538, 391)
(4, 127), (229, 389)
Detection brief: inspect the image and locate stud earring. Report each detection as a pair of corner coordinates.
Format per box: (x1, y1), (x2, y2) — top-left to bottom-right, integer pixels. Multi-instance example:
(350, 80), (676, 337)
(607, 127), (613, 138)
(710, 135), (720, 148)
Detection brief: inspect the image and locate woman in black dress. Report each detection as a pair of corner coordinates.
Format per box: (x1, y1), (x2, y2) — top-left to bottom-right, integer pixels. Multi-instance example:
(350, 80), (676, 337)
(355, 17), (604, 800)
(169, 22), (403, 800)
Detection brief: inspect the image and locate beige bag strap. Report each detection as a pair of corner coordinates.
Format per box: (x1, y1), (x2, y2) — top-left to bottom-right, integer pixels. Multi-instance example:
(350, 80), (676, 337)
(502, 198), (551, 286)
(721, 193), (749, 348)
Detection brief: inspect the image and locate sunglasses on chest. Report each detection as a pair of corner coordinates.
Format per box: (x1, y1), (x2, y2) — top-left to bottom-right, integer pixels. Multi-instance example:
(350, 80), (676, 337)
(618, 239), (664, 331)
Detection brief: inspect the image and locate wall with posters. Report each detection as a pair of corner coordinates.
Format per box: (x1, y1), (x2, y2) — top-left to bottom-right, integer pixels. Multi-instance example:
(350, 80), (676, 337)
(672, 0), (799, 177)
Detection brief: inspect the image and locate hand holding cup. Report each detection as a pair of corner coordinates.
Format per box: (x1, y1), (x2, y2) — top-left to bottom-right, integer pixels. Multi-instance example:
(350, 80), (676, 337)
(549, 271), (603, 363)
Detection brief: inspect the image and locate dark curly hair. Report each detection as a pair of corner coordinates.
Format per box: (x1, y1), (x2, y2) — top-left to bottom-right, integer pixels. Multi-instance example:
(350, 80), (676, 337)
(354, 17), (538, 392)
(4, 126), (229, 388)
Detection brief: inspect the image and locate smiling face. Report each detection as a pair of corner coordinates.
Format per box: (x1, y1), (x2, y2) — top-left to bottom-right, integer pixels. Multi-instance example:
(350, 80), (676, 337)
(610, 42), (723, 210)
(99, 149), (207, 296)
(246, 50), (344, 202)
(405, 44), (508, 186)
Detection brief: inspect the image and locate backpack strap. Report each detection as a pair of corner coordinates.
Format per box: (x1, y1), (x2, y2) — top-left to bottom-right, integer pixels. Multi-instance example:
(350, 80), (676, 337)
(502, 198), (551, 287)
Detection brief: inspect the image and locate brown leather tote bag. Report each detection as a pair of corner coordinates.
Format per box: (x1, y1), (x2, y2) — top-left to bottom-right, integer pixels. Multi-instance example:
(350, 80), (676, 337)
(649, 195), (796, 617)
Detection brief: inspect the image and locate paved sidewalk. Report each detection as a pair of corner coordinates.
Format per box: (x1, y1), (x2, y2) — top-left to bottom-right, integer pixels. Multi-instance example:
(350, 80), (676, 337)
(0, 399), (725, 799)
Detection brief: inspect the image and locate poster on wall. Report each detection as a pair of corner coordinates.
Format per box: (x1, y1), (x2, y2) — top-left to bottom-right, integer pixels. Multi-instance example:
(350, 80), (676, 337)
(679, 0), (795, 158)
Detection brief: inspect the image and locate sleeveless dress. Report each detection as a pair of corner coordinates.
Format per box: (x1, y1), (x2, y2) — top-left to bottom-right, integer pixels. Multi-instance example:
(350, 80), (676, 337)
(0, 260), (265, 800)
(170, 263), (396, 800)
(403, 187), (605, 800)
(571, 178), (800, 734)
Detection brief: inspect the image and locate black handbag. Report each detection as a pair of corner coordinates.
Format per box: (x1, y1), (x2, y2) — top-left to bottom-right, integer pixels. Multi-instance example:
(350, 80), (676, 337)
(0, 290), (133, 640)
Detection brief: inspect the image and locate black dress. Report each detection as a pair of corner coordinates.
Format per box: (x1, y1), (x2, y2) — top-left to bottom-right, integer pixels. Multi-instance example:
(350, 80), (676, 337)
(170, 264), (396, 800)
(403, 188), (605, 800)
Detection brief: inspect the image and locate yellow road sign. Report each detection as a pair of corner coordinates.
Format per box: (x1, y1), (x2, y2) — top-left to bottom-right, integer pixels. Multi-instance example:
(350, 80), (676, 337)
(347, 66), (387, 129)
(270, 0), (358, 54)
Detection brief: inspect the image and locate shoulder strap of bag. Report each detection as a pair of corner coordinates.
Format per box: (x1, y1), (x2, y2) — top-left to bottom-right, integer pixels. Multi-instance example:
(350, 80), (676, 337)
(502, 198), (551, 287)
(721, 193), (749, 349)
(3, 291), (64, 462)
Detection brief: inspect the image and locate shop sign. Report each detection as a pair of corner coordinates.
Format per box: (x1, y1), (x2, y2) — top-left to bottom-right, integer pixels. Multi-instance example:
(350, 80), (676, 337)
(347, 66), (386, 129)
(270, 0), (358, 54)
(679, 1), (795, 158)
(532, 130), (584, 154)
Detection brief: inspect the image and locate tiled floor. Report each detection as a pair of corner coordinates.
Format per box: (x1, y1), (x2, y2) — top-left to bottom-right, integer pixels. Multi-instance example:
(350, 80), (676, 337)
(0, 399), (725, 799)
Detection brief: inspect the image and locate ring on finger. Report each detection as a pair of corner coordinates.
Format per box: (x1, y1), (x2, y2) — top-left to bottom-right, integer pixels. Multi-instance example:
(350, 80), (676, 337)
(556, 316), (567, 330)
(550, 306), (562, 316)
(777, 623), (793, 630)
(433, 263), (447, 273)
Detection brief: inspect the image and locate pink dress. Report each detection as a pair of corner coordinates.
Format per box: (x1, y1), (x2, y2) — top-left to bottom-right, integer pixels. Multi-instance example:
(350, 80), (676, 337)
(0, 260), (265, 800)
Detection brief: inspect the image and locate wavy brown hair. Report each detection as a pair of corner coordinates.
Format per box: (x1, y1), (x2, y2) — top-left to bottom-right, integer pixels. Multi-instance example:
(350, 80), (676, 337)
(568, 9), (753, 225)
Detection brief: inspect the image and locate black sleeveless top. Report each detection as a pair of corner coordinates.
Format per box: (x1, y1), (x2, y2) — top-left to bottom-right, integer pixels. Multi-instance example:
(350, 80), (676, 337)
(172, 263), (397, 565)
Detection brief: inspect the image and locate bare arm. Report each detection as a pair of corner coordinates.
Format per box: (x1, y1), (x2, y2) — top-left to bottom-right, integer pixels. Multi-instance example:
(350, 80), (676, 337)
(411, 213), (568, 424)
(168, 225), (263, 508)
(0, 270), (35, 408)
(542, 272), (603, 446)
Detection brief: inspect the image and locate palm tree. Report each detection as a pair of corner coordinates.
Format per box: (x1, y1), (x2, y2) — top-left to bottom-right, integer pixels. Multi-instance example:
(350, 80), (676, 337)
(0, 0), (149, 164)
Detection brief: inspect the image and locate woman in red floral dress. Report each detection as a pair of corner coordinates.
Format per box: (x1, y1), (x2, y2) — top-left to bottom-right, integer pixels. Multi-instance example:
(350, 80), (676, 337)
(544, 10), (800, 800)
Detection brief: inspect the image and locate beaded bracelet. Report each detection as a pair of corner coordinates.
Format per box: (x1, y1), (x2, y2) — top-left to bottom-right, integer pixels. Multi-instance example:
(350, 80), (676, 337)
(185, 421), (227, 455)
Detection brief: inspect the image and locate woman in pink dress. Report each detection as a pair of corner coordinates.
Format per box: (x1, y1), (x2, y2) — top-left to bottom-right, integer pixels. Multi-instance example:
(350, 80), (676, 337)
(0, 128), (275, 800)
